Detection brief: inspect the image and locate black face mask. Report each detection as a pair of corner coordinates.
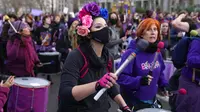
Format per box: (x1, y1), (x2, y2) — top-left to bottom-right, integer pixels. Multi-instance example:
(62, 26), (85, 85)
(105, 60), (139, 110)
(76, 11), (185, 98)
(91, 27), (110, 44)
(110, 19), (118, 25)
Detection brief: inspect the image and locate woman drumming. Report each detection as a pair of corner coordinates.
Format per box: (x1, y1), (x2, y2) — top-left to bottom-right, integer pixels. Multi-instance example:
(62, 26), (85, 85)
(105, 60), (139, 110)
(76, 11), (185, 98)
(58, 2), (132, 112)
(117, 18), (168, 111)
(6, 20), (42, 77)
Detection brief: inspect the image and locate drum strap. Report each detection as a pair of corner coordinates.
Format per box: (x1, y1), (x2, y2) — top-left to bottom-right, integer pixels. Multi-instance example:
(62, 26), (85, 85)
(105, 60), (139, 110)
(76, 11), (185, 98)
(15, 86), (35, 112)
(77, 47), (89, 78)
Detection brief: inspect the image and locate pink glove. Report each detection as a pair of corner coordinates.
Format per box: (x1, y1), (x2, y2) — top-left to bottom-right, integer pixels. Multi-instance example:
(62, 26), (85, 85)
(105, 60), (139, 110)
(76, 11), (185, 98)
(98, 73), (111, 88)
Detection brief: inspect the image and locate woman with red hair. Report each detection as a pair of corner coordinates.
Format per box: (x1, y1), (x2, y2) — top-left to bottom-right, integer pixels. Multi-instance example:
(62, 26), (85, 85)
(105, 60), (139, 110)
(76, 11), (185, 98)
(117, 18), (168, 111)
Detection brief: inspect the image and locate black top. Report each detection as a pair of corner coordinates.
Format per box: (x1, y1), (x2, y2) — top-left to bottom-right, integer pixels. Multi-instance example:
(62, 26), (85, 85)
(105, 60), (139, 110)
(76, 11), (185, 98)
(33, 26), (53, 45)
(51, 22), (62, 42)
(55, 30), (71, 62)
(0, 22), (10, 42)
(58, 41), (119, 112)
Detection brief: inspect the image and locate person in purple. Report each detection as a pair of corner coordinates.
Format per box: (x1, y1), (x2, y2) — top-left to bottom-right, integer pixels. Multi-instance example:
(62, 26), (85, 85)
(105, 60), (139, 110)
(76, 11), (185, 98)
(172, 13), (200, 112)
(117, 18), (168, 111)
(6, 20), (42, 77)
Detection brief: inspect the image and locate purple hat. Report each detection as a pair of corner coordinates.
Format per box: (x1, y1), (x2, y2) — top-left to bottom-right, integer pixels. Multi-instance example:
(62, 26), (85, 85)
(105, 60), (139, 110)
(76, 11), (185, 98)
(67, 17), (79, 28)
(8, 20), (29, 37)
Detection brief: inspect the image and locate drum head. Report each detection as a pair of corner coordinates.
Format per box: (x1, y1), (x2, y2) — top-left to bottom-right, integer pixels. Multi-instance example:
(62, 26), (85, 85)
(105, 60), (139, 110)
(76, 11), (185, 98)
(136, 108), (171, 112)
(14, 77), (50, 88)
(39, 52), (60, 56)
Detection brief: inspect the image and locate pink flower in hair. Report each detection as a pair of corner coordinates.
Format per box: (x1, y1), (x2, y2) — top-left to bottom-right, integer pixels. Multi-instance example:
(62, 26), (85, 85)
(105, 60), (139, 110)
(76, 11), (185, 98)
(76, 25), (90, 37)
(82, 15), (93, 28)
(78, 8), (90, 20)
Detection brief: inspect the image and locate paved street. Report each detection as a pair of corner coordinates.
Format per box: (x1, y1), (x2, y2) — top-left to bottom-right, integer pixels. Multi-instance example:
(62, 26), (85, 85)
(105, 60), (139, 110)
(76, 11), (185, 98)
(37, 74), (170, 112)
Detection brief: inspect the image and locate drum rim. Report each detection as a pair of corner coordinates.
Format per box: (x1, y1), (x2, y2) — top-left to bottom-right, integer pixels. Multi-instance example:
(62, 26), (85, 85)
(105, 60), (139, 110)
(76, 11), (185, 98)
(14, 77), (50, 88)
(136, 108), (171, 112)
(14, 84), (50, 88)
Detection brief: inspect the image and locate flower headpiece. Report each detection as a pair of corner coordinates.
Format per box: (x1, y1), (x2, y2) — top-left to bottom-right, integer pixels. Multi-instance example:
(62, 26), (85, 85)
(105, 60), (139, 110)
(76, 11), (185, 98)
(76, 2), (109, 37)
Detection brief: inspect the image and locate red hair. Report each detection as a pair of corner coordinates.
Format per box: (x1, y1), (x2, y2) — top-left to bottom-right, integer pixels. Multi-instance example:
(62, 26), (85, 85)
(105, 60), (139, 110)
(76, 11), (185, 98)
(136, 18), (161, 41)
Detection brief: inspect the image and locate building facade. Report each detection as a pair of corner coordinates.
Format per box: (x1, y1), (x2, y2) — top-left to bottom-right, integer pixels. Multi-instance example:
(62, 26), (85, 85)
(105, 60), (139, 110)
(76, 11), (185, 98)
(56, 0), (74, 13)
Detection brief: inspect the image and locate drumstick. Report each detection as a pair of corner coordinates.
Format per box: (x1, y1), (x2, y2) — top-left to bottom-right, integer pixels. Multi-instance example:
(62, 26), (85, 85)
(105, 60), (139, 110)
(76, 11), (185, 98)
(4, 15), (17, 33)
(42, 61), (55, 66)
(41, 35), (49, 46)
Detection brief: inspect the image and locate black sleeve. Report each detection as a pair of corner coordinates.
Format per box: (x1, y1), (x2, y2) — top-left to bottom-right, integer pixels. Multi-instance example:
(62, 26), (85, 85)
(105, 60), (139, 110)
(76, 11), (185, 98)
(34, 27), (42, 45)
(59, 50), (83, 104)
(56, 34), (67, 54)
(107, 84), (120, 99)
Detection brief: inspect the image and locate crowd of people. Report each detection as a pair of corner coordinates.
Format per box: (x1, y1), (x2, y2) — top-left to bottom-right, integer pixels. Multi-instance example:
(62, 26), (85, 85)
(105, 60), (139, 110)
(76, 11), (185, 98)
(0, 2), (200, 112)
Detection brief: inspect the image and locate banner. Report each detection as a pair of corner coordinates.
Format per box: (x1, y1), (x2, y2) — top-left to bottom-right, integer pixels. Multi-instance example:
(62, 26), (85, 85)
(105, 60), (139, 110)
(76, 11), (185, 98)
(31, 9), (43, 16)
(63, 7), (69, 14)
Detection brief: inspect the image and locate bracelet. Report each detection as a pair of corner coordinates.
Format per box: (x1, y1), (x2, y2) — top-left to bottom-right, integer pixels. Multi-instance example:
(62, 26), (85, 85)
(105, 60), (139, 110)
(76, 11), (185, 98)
(95, 82), (102, 91)
(120, 106), (129, 110)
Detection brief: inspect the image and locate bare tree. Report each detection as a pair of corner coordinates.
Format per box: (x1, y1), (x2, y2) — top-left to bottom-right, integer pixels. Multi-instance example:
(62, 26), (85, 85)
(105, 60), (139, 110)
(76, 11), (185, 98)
(8, 0), (24, 13)
(73, 0), (80, 13)
(35, 0), (46, 11)
(1, 0), (11, 13)
(0, 0), (41, 14)
(25, 0), (38, 12)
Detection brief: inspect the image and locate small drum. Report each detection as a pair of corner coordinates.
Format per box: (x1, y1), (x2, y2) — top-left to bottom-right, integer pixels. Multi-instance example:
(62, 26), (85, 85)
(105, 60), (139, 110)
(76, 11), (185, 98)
(136, 108), (171, 112)
(38, 52), (61, 74)
(7, 77), (50, 112)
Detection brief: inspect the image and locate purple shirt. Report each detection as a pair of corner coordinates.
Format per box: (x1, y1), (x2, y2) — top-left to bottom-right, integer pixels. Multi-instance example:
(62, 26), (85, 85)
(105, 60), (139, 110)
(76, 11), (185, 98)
(182, 39), (200, 80)
(117, 40), (167, 101)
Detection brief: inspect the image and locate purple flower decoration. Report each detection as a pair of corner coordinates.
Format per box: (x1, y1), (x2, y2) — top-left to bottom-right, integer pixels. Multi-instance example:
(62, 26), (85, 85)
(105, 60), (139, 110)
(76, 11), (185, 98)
(100, 8), (108, 20)
(84, 2), (100, 17)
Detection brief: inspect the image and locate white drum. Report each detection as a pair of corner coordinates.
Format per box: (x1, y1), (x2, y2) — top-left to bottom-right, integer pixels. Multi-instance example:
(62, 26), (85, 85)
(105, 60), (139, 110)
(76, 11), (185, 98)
(136, 108), (171, 112)
(14, 77), (50, 88)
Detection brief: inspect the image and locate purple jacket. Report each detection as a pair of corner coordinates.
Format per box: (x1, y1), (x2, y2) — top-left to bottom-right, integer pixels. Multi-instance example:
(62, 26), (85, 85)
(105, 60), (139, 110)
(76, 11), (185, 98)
(0, 87), (9, 111)
(182, 39), (200, 80)
(6, 39), (39, 76)
(117, 40), (167, 101)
